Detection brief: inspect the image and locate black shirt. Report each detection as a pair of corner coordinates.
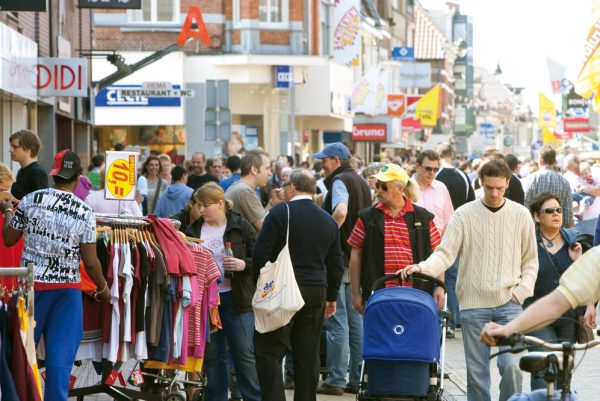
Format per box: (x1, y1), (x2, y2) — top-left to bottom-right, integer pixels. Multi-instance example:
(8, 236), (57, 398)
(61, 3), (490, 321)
(11, 161), (49, 200)
(505, 174), (525, 205)
(436, 166), (475, 210)
(186, 173), (219, 191)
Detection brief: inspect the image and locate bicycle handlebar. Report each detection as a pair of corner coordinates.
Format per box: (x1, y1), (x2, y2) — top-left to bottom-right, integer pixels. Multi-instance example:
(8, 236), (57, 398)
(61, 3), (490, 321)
(495, 333), (600, 352)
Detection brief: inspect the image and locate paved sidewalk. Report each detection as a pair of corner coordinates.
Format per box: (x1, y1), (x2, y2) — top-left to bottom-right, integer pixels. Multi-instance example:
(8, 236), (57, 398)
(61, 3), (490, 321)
(69, 328), (600, 400)
(312, 328), (600, 401)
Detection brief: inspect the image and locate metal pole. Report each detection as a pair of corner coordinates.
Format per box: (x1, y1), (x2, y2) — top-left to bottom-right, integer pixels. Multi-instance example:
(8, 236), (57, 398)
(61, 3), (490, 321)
(289, 76), (296, 161)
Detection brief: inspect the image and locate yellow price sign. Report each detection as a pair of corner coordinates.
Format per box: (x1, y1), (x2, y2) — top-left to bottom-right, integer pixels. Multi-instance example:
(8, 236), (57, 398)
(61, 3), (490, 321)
(106, 155), (136, 198)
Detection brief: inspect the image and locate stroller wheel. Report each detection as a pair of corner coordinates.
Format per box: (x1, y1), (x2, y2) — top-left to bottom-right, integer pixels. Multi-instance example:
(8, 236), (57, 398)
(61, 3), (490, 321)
(191, 389), (205, 401)
(166, 393), (186, 401)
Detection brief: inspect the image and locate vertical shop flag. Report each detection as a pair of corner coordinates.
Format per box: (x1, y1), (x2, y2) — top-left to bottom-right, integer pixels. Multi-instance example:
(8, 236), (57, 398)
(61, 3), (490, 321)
(576, 16), (600, 99)
(546, 56), (567, 94)
(538, 93), (557, 129)
(351, 65), (389, 115)
(333, 0), (361, 66)
(415, 85), (441, 126)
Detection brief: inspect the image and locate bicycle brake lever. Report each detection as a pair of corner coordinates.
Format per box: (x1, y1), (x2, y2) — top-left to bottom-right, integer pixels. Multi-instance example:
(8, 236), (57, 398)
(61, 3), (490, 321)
(489, 345), (526, 359)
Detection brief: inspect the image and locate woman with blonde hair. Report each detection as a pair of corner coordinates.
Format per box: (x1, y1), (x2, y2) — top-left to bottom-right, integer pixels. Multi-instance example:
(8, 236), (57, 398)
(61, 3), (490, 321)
(158, 153), (173, 183)
(140, 155), (169, 215)
(184, 183), (260, 401)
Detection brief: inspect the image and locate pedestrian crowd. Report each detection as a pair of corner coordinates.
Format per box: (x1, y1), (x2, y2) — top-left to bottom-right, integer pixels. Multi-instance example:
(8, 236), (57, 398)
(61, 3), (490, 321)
(4, 128), (600, 401)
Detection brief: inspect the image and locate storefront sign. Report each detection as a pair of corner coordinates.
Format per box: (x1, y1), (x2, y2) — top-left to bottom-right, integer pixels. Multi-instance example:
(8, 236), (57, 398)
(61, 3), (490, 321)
(352, 124), (386, 141)
(95, 85), (182, 107)
(36, 58), (87, 97)
(78, 0), (141, 8)
(480, 123), (495, 138)
(0, 22), (37, 101)
(563, 117), (593, 132)
(391, 47), (415, 62)
(399, 63), (431, 88)
(0, 0), (46, 11)
(104, 151), (138, 201)
(387, 94), (405, 116)
(275, 66), (293, 88)
(177, 6), (211, 46)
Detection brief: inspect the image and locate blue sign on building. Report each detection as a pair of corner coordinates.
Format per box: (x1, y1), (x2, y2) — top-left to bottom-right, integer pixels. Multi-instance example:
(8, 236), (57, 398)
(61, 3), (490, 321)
(392, 47), (415, 62)
(275, 66), (294, 88)
(95, 85), (182, 107)
(479, 123), (495, 138)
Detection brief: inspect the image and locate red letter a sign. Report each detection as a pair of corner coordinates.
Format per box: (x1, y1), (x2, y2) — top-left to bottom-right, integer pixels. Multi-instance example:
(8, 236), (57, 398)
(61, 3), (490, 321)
(177, 6), (212, 46)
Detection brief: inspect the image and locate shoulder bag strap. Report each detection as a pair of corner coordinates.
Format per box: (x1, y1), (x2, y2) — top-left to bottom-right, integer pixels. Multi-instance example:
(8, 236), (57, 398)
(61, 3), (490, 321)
(152, 179), (163, 210)
(285, 202), (290, 245)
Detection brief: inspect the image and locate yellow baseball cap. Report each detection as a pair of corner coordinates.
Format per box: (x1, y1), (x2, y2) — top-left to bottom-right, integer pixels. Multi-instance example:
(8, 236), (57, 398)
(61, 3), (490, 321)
(370, 163), (409, 184)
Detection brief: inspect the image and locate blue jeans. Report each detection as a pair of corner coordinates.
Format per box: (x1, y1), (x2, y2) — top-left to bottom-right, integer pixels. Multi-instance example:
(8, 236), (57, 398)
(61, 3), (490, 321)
(446, 256), (460, 330)
(528, 309), (577, 390)
(35, 289), (83, 401)
(461, 300), (523, 401)
(324, 275), (363, 388)
(204, 291), (260, 401)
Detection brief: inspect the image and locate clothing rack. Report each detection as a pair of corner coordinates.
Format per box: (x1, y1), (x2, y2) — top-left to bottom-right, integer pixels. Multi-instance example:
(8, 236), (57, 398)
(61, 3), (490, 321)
(95, 213), (181, 230)
(0, 263), (34, 290)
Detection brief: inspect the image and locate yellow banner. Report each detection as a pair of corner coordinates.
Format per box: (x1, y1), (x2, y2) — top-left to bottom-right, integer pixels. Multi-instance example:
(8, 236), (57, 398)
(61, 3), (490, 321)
(538, 93), (556, 129)
(542, 128), (557, 145)
(415, 85), (441, 127)
(576, 17), (600, 98)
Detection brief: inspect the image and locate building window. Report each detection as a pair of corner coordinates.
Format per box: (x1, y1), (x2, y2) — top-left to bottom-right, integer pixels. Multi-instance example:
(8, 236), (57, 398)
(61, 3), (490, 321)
(259, 0), (288, 25)
(129, 0), (179, 23)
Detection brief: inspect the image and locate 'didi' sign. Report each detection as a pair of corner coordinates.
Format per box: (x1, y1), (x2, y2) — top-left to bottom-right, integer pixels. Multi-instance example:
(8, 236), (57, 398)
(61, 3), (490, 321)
(352, 124), (387, 141)
(36, 58), (87, 97)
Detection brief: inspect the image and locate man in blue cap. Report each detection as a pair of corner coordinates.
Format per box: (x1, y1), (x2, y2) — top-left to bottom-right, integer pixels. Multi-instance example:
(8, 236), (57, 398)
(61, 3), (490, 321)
(313, 142), (372, 395)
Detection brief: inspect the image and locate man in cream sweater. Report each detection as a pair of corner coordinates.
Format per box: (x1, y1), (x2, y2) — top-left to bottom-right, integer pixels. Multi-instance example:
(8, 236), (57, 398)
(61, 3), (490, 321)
(402, 158), (538, 401)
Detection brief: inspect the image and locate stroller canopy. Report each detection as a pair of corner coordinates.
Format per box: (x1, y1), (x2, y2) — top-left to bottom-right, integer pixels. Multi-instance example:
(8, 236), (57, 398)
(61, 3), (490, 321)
(362, 287), (441, 363)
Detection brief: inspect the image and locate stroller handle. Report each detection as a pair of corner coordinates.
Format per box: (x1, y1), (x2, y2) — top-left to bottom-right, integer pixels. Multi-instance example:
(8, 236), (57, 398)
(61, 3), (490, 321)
(371, 272), (446, 293)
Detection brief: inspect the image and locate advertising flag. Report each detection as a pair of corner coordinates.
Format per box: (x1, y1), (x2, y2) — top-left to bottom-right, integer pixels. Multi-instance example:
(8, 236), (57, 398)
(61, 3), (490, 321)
(332, 0), (361, 66)
(576, 17), (600, 99)
(546, 56), (567, 95)
(351, 65), (389, 115)
(538, 93), (557, 129)
(415, 85), (441, 126)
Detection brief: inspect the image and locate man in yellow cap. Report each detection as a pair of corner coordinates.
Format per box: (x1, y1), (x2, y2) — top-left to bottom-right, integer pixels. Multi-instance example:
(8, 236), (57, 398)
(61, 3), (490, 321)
(348, 163), (444, 315)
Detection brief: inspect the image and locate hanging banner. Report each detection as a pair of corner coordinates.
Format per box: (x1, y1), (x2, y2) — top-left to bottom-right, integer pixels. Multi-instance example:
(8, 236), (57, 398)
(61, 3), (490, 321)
(104, 151), (139, 201)
(332, 0), (360, 66)
(576, 17), (600, 99)
(538, 93), (557, 129)
(351, 65), (389, 116)
(415, 85), (441, 126)
(542, 128), (557, 144)
(546, 56), (567, 95)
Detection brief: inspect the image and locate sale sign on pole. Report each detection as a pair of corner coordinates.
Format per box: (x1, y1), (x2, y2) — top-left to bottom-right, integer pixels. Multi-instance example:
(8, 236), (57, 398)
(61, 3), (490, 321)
(104, 151), (139, 201)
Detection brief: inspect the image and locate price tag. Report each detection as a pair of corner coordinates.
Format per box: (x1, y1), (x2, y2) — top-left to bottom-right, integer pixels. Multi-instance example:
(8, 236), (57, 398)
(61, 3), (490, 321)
(105, 151), (139, 201)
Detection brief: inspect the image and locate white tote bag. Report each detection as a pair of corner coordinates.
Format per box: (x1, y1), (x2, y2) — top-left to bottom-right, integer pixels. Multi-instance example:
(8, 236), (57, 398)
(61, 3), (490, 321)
(252, 203), (305, 333)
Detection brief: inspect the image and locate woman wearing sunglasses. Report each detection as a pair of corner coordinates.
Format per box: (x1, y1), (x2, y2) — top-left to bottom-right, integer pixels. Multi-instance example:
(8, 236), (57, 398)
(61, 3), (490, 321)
(526, 191), (595, 390)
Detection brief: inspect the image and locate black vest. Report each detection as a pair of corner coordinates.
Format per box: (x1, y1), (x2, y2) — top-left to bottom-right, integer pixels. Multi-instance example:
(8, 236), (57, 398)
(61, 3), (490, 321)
(323, 167), (372, 265)
(358, 203), (435, 300)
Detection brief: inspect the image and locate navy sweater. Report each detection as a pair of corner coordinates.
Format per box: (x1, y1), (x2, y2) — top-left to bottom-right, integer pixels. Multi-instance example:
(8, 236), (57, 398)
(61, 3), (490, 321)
(252, 199), (344, 301)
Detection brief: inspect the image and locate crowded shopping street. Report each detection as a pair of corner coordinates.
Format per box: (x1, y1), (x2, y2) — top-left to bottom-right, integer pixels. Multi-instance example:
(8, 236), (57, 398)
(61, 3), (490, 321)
(4, 1), (600, 401)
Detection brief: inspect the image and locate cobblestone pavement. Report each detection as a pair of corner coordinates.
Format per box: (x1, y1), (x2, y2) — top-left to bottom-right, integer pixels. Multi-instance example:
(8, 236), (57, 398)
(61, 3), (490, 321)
(68, 329), (600, 400)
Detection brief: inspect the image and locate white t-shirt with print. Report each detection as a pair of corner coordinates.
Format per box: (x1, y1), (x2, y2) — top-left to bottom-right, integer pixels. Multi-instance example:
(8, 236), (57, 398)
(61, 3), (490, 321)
(10, 188), (96, 289)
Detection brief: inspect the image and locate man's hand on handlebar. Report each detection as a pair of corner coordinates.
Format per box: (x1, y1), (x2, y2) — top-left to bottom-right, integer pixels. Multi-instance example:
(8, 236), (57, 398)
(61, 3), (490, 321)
(480, 322), (511, 346)
(398, 264), (421, 281)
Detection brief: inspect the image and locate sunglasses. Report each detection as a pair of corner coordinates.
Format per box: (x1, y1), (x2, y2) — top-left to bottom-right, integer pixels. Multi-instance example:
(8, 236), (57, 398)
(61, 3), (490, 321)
(375, 181), (399, 191)
(422, 166), (440, 173)
(541, 207), (562, 215)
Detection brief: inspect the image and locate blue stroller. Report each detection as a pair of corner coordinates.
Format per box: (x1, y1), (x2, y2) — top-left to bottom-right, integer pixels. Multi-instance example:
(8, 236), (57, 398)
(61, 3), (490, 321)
(358, 273), (448, 401)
